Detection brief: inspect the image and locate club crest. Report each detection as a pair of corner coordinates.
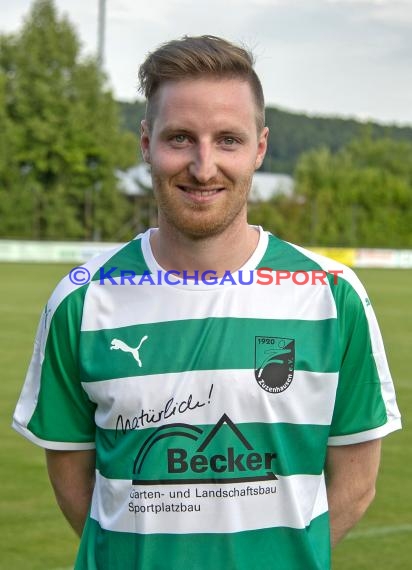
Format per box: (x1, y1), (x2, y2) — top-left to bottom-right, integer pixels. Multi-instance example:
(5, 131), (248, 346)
(254, 336), (295, 394)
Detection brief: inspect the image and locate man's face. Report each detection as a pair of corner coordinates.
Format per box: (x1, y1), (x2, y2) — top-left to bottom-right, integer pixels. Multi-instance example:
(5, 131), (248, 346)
(140, 77), (268, 239)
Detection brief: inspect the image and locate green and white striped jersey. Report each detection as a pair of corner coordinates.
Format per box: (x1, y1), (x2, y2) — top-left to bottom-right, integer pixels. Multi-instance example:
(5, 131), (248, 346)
(13, 227), (401, 570)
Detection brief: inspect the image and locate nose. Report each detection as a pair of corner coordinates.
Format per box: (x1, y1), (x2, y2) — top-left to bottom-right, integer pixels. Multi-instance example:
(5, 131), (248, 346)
(188, 141), (218, 183)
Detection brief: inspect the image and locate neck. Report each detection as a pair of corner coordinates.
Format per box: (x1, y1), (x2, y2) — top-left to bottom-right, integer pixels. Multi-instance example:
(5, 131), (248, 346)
(150, 219), (260, 276)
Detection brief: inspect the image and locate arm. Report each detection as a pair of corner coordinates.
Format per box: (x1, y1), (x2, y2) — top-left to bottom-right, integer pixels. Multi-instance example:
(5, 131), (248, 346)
(46, 449), (96, 537)
(325, 438), (381, 547)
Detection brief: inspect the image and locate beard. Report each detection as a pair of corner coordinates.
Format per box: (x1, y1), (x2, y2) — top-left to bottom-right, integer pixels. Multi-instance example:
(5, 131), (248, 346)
(151, 172), (253, 240)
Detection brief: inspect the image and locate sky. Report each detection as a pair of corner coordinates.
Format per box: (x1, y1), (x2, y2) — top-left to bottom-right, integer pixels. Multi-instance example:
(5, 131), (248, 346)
(1, 0), (412, 126)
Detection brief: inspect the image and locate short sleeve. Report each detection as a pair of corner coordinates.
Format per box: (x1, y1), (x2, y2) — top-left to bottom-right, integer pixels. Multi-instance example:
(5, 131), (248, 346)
(12, 282), (96, 450)
(328, 272), (401, 445)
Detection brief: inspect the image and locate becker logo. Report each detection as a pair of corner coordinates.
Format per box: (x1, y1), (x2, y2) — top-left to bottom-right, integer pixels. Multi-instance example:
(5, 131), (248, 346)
(255, 336), (295, 394)
(132, 414), (278, 485)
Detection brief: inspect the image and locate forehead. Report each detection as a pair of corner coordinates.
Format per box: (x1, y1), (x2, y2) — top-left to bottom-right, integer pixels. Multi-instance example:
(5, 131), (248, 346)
(151, 78), (258, 132)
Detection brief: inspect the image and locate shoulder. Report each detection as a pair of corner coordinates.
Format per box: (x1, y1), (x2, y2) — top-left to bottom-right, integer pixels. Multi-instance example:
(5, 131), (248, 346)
(44, 234), (148, 332)
(264, 234), (371, 313)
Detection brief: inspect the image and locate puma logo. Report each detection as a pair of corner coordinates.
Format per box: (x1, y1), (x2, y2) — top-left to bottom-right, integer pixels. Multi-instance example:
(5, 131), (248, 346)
(110, 335), (148, 367)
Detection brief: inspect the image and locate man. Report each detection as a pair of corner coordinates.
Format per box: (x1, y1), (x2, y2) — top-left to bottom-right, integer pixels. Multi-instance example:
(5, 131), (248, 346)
(13, 35), (401, 569)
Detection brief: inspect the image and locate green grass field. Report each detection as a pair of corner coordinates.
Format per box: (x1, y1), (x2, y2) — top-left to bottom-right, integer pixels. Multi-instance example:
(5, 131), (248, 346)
(0, 264), (410, 569)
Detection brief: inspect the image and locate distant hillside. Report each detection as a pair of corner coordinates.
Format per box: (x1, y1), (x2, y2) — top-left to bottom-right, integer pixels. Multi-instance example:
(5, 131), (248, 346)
(118, 100), (412, 175)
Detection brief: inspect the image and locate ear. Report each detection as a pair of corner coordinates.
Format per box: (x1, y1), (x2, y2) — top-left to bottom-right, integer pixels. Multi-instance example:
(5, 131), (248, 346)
(140, 119), (151, 164)
(254, 126), (269, 170)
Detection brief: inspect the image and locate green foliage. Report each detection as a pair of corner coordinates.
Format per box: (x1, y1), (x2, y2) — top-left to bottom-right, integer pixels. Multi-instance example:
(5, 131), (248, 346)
(0, 0), (138, 240)
(249, 134), (412, 248)
(119, 99), (146, 137)
(263, 108), (412, 175)
(248, 193), (307, 243)
(298, 134), (412, 247)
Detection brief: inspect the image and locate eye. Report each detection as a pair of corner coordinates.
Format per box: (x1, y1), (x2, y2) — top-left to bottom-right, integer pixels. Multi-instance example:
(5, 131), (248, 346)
(173, 134), (188, 143)
(221, 136), (240, 147)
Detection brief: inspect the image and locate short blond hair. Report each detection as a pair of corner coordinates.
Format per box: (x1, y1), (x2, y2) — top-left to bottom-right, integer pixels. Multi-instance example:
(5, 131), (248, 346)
(138, 35), (265, 131)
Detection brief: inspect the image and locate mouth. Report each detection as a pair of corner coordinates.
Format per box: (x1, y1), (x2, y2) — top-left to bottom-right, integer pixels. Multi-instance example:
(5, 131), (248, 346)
(177, 185), (225, 198)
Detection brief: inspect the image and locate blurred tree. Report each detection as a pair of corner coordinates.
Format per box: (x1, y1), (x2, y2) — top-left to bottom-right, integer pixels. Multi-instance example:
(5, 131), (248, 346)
(0, 0), (138, 240)
(249, 133), (412, 248)
(261, 107), (412, 175)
